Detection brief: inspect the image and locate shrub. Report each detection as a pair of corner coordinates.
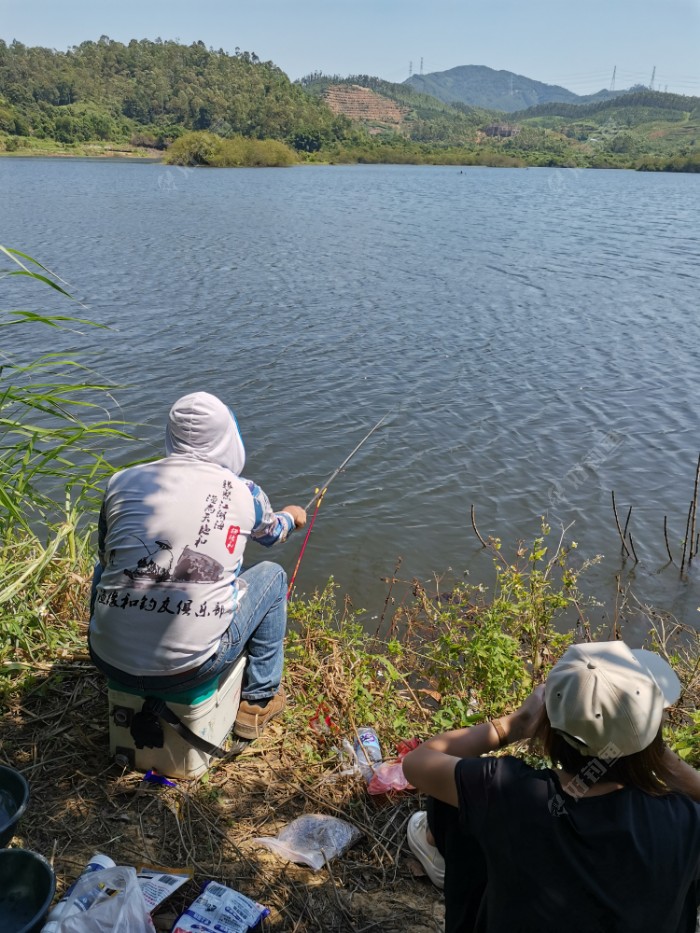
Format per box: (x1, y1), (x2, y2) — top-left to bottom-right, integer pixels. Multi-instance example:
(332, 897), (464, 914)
(164, 131), (298, 167)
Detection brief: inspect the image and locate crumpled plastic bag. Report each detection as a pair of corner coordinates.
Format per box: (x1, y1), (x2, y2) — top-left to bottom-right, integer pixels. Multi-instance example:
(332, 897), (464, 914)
(253, 814), (361, 871)
(56, 866), (155, 933)
(367, 737), (421, 795)
(367, 761), (411, 794)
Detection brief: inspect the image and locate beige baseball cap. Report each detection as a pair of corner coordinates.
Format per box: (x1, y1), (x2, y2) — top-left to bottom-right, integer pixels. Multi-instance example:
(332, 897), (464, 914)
(545, 641), (681, 758)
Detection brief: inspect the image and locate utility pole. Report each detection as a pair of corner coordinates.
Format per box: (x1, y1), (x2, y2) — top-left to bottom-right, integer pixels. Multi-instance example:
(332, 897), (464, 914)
(409, 61), (413, 78)
(420, 57), (424, 75)
(649, 65), (656, 90)
(610, 65), (616, 92)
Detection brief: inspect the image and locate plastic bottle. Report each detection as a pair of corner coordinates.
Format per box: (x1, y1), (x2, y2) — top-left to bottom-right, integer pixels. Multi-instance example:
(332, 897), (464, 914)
(41, 852), (116, 931)
(353, 727), (382, 781)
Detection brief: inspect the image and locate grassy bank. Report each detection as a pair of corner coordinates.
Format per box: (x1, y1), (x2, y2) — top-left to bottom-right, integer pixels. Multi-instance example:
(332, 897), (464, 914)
(2, 536), (699, 930)
(0, 135), (161, 158)
(4, 524), (699, 760)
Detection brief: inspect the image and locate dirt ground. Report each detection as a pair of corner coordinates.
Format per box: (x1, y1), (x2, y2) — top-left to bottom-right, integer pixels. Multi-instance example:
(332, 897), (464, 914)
(1, 659), (445, 932)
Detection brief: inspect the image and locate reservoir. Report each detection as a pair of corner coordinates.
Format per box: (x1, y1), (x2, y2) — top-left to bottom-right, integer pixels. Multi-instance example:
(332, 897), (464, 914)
(1, 158), (699, 632)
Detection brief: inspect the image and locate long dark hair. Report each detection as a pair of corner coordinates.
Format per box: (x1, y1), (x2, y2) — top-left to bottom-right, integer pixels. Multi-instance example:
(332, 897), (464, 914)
(532, 710), (668, 796)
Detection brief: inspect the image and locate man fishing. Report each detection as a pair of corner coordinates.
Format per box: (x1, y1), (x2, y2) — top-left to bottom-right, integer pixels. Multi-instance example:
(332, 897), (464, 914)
(88, 391), (306, 740)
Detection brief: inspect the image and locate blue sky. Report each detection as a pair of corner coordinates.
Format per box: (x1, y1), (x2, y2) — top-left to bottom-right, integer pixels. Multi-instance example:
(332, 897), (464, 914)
(2, 0), (699, 96)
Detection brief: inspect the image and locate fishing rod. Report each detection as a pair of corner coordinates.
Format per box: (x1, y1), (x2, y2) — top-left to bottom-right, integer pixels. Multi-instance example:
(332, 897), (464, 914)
(303, 411), (391, 512)
(287, 410), (391, 597)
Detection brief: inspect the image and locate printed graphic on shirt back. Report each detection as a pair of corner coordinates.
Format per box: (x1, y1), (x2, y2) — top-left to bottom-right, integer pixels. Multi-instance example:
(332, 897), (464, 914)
(119, 486), (235, 586)
(123, 538), (224, 585)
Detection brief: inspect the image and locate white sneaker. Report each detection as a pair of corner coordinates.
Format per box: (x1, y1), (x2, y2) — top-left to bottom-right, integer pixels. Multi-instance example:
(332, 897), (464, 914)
(407, 811), (445, 889)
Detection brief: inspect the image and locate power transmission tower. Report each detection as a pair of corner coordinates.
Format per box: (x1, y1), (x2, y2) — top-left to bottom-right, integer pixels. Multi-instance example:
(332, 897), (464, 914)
(610, 66), (616, 92)
(409, 61), (413, 78)
(510, 74), (514, 96)
(420, 57), (424, 75)
(649, 66), (656, 90)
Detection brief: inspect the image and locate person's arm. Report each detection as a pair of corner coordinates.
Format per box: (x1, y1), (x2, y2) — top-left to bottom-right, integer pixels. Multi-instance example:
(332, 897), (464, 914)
(402, 687), (545, 807)
(97, 499), (108, 568)
(90, 498), (109, 618)
(245, 480), (306, 546)
(658, 746), (700, 802)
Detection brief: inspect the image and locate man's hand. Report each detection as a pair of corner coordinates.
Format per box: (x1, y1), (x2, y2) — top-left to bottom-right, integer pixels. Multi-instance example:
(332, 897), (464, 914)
(283, 505), (307, 529)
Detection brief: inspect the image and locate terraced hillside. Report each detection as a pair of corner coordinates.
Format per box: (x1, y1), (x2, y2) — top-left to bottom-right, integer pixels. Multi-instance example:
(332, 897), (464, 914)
(323, 84), (408, 133)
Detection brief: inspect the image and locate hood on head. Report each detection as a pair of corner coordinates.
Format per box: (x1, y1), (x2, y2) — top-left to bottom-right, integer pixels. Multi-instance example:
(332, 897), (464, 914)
(165, 392), (245, 475)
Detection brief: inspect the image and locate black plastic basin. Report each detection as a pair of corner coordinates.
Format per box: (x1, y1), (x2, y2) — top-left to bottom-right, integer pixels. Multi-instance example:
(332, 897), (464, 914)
(0, 766), (30, 848)
(0, 848), (56, 932)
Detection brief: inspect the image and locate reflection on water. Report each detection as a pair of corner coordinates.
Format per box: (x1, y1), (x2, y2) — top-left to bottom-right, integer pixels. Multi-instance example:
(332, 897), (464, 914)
(1, 159), (699, 633)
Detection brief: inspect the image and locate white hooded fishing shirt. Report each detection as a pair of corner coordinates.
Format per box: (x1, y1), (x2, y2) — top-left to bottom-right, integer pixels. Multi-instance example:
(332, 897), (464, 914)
(89, 392), (294, 676)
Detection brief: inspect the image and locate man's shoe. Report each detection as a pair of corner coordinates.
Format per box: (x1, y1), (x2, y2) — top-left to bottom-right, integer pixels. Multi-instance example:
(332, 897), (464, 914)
(234, 687), (286, 740)
(407, 811), (445, 889)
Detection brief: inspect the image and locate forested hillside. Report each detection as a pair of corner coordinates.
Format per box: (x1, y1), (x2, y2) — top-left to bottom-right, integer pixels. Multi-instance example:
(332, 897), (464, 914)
(515, 88), (700, 121)
(0, 37), (350, 147)
(515, 89), (700, 168)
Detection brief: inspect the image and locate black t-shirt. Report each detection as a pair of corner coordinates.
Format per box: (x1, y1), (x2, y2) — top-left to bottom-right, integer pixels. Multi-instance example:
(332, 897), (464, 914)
(456, 755), (700, 933)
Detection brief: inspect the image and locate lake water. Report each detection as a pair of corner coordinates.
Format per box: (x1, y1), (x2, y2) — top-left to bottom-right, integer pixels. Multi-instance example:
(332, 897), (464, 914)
(1, 158), (699, 636)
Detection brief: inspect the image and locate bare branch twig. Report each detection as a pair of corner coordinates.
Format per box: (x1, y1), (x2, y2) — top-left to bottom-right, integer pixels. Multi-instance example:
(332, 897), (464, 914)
(663, 515), (674, 564)
(470, 504), (488, 548)
(681, 500), (693, 575)
(611, 491), (630, 558)
(688, 452), (700, 563)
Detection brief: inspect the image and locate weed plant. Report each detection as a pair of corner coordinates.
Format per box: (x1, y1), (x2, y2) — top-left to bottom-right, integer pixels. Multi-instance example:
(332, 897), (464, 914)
(287, 524), (700, 768)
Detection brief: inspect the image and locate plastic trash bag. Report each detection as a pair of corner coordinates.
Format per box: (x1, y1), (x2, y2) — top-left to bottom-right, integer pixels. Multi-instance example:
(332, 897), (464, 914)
(367, 760), (411, 794)
(254, 814), (361, 871)
(367, 737), (421, 795)
(56, 866), (155, 933)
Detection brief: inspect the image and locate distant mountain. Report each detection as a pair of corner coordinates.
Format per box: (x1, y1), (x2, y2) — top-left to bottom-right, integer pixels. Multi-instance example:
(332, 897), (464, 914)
(406, 65), (626, 114)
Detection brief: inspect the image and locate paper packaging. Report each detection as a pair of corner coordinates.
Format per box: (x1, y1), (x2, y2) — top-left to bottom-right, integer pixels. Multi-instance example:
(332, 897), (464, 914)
(136, 864), (193, 912)
(172, 881), (269, 933)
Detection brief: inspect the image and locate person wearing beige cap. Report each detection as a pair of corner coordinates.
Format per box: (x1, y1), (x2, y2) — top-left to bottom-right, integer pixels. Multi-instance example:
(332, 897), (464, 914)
(402, 640), (700, 932)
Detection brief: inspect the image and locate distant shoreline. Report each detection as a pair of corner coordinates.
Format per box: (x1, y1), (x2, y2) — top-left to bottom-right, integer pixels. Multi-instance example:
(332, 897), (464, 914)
(2, 145), (697, 174)
(0, 144), (163, 161)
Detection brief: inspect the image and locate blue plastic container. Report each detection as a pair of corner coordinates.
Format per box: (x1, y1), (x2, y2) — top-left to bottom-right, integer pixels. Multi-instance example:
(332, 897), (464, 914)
(0, 765), (30, 847)
(0, 848), (56, 932)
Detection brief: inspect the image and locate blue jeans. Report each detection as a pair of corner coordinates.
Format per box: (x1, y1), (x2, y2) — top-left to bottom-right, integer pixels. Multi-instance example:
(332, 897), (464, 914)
(89, 561), (287, 702)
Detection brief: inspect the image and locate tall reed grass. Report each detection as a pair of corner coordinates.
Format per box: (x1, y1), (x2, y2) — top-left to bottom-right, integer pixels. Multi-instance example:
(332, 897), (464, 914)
(0, 247), (128, 681)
